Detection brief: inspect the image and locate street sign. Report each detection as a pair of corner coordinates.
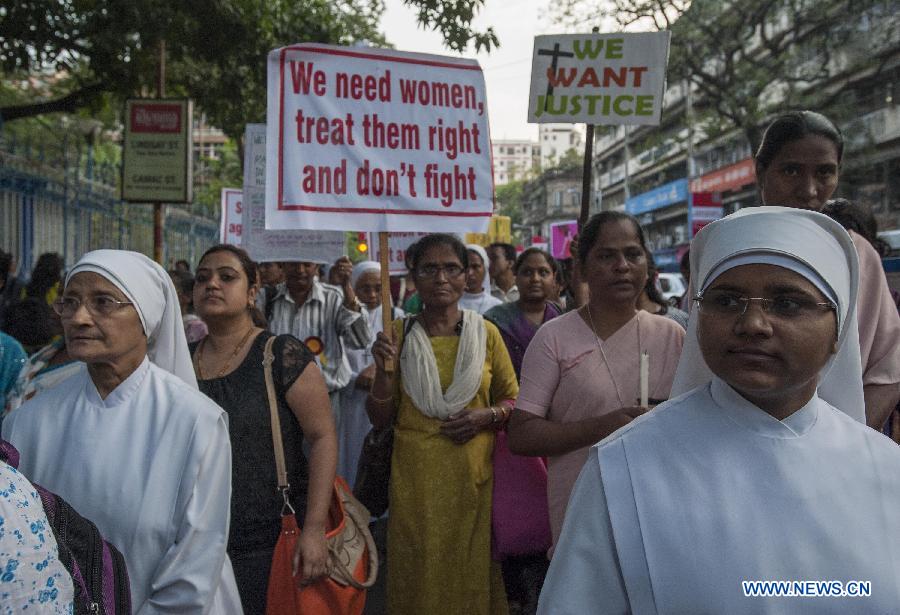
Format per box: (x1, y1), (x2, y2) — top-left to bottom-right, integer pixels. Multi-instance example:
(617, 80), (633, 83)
(122, 99), (193, 202)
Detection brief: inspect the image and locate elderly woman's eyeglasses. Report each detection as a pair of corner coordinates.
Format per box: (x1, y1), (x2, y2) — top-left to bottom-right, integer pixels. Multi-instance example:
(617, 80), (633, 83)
(694, 290), (836, 320)
(416, 264), (465, 279)
(52, 295), (134, 318)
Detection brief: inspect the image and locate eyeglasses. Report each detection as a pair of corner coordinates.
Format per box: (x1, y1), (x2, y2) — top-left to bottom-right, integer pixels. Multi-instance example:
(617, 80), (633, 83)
(52, 295), (134, 318)
(694, 290), (836, 320)
(416, 264), (465, 279)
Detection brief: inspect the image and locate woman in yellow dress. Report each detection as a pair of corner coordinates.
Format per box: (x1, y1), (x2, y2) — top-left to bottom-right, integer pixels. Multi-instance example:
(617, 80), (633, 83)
(368, 233), (519, 615)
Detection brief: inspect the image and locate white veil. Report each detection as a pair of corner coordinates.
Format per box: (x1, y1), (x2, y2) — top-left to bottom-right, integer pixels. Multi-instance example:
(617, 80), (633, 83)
(671, 206), (864, 422)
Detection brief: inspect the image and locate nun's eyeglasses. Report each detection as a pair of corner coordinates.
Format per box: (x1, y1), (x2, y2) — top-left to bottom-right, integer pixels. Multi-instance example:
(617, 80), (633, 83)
(53, 295), (134, 318)
(694, 290), (836, 320)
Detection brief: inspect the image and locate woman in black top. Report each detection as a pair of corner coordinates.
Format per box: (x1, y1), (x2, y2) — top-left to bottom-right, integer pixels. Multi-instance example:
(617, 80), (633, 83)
(190, 245), (338, 613)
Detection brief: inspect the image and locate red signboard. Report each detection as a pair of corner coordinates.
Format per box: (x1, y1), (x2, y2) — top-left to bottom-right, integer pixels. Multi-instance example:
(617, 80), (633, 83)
(129, 103), (183, 134)
(690, 158), (756, 194)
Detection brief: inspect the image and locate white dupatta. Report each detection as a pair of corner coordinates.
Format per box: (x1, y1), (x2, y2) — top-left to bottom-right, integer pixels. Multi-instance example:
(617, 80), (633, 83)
(400, 309), (486, 419)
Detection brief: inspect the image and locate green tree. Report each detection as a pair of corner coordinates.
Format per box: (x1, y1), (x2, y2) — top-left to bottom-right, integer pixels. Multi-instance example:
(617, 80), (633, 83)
(192, 139), (243, 217)
(552, 0), (899, 150)
(0, 0), (498, 139)
(495, 179), (525, 243)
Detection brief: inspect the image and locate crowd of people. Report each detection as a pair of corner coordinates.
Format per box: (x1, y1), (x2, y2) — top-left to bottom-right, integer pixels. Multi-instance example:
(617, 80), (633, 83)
(0, 109), (897, 614)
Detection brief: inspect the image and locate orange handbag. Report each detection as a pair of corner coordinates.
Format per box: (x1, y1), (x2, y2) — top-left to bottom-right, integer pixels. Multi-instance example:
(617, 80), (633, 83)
(261, 337), (378, 615)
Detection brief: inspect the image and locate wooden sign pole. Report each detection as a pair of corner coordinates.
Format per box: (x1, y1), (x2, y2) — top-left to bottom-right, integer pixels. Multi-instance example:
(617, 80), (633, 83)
(378, 231), (394, 372)
(579, 122), (595, 231)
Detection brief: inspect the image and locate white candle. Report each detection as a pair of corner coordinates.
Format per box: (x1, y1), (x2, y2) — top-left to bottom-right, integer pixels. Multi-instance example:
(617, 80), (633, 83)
(640, 352), (649, 407)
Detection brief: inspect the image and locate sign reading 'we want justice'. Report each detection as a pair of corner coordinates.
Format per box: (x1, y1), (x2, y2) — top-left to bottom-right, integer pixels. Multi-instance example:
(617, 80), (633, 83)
(265, 44), (494, 234)
(528, 32), (670, 125)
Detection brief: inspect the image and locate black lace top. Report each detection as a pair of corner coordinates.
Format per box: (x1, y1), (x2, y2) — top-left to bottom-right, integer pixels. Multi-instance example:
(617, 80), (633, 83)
(191, 332), (314, 553)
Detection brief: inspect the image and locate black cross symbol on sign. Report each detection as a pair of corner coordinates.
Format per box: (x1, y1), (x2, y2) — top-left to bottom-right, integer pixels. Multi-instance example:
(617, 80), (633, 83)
(537, 43), (575, 112)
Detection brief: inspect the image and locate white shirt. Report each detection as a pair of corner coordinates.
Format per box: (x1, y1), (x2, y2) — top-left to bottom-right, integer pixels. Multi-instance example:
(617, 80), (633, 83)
(3, 359), (242, 614)
(539, 378), (900, 614)
(491, 282), (519, 303)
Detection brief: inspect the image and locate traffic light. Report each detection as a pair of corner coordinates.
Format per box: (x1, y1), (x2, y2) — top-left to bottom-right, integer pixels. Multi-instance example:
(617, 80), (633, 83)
(357, 232), (368, 253)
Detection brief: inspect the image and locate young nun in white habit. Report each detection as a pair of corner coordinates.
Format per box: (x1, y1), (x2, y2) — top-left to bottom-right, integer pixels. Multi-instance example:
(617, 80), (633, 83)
(538, 207), (900, 614)
(3, 249), (243, 614)
(459, 244), (503, 314)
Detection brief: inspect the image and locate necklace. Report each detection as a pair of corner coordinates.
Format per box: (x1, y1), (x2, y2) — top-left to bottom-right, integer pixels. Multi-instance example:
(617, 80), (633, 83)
(585, 303), (642, 408)
(196, 325), (256, 379)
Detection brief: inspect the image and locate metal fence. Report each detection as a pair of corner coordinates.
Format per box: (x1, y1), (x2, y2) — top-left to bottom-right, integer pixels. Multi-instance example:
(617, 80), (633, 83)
(0, 150), (219, 276)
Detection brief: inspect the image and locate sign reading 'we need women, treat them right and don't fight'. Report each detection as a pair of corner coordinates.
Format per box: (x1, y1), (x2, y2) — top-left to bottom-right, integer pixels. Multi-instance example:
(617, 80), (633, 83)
(265, 44), (494, 235)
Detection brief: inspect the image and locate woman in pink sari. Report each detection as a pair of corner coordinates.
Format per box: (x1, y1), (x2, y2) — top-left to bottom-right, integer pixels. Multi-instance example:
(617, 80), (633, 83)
(508, 212), (684, 553)
(755, 111), (900, 428)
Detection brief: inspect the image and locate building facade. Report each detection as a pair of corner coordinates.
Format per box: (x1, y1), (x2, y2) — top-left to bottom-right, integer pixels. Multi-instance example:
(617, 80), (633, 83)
(491, 139), (539, 186)
(521, 166), (583, 242)
(539, 124), (584, 169)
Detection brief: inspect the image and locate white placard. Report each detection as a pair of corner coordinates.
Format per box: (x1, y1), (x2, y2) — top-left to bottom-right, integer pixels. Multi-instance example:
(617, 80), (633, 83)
(366, 232), (431, 274)
(265, 44), (494, 233)
(242, 124), (346, 264)
(220, 188), (243, 245)
(528, 32), (671, 125)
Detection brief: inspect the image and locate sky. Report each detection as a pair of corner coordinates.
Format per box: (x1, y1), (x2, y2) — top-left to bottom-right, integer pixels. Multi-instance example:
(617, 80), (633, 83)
(380, 0), (548, 142)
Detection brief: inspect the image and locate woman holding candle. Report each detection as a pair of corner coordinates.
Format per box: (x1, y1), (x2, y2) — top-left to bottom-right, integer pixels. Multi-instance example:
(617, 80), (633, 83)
(507, 212), (685, 553)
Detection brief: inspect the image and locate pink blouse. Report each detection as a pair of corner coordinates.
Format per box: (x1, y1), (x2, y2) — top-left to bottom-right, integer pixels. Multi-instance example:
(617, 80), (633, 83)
(517, 309), (684, 550)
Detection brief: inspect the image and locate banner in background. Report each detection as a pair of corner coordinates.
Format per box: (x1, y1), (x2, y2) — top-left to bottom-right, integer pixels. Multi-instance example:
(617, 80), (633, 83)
(549, 220), (578, 260)
(366, 232), (431, 274)
(220, 188), (243, 245)
(242, 123), (346, 263)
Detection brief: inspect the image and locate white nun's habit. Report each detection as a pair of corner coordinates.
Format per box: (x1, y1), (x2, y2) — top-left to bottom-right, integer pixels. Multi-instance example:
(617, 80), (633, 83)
(338, 261), (403, 485)
(458, 244), (502, 314)
(538, 208), (900, 614)
(4, 250), (243, 614)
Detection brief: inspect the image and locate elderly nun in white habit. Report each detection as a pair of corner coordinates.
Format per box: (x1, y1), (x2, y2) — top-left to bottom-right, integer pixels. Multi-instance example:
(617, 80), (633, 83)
(458, 244), (502, 314)
(338, 260), (404, 485)
(3, 250), (243, 614)
(538, 207), (900, 614)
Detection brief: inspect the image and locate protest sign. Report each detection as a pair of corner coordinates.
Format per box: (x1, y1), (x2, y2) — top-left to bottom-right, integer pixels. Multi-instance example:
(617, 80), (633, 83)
(465, 215), (512, 247)
(122, 99), (193, 202)
(220, 188), (243, 245)
(242, 124), (346, 263)
(265, 44), (494, 234)
(528, 33), (670, 125)
(366, 232), (431, 274)
(549, 220), (578, 260)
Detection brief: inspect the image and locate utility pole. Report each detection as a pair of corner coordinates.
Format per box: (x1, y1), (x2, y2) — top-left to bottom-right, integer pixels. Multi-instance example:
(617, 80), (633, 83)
(154, 39), (166, 264)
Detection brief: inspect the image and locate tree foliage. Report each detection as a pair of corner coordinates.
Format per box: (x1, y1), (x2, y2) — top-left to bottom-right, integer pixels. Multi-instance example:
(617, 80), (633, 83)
(0, 0), (497, 139)
(551, 0), (899, 149)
